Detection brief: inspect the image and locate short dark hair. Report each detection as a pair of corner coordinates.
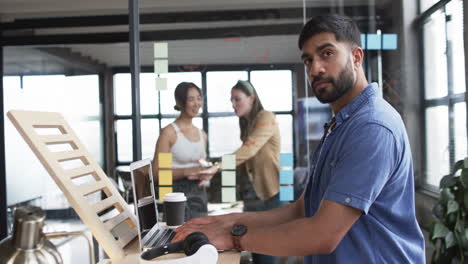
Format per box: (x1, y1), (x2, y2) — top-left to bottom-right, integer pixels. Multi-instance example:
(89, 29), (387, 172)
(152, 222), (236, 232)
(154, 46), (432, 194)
(174, 82), (202, 111)
(298, 14), (361, 50)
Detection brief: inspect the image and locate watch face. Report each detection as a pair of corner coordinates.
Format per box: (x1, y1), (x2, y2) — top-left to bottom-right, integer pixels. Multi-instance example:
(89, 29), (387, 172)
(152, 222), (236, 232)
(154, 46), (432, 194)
(232, 224), (247, 236)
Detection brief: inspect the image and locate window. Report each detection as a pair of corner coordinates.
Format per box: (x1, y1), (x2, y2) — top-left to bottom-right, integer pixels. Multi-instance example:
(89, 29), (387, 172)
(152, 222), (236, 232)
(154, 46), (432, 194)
(116, 119), (133, 162)
(114, 72), (202, 163)
(208, 116), (241, 157)
(420, 0), (443, 14)
(3, 74), (103, 207)
(206, 70), (294, 157)
(250, 70), (293, 111)
(421, 0), (467, 188)
(207, 71), (248, 112)
(113, 68), (295, 165)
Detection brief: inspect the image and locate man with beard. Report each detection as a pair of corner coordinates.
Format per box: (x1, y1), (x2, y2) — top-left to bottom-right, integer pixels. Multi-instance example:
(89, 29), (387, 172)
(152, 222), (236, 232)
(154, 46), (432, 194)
(173, 14), (425, 263)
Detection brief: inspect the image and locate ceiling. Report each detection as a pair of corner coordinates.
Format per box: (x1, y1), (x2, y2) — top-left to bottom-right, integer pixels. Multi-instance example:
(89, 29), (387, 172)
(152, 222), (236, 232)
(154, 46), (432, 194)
(0, 0), (373, 19)
(0, 0), (387, 75)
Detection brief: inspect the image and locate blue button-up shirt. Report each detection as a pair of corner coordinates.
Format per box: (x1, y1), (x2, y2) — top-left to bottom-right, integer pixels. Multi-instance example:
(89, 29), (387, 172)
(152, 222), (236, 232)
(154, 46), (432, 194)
(304, 83), (425, 263)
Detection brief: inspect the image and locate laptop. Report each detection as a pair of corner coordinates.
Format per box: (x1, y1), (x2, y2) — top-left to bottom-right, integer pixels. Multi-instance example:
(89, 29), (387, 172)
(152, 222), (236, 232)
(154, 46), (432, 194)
(130, 158), (175, 250)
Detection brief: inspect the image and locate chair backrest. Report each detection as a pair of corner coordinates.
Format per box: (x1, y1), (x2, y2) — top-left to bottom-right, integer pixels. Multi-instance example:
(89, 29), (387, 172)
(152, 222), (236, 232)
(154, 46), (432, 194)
(7, 110), (138, 261)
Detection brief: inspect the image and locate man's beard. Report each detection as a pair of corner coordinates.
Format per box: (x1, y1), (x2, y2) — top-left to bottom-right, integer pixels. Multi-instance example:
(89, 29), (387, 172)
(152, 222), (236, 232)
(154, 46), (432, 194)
(311, 59), (354, 103)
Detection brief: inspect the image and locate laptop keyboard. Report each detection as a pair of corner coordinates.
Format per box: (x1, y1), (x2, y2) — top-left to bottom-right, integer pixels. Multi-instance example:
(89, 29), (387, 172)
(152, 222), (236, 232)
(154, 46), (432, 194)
(147, 228), (175, 248)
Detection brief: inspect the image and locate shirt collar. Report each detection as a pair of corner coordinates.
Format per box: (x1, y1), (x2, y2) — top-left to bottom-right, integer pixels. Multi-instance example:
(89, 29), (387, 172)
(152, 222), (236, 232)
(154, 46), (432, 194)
(334, 82), (380, 124)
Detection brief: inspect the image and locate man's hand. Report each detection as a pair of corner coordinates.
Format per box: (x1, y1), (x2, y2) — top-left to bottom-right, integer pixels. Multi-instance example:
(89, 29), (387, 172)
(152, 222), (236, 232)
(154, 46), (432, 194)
(172, 214), (240, 250)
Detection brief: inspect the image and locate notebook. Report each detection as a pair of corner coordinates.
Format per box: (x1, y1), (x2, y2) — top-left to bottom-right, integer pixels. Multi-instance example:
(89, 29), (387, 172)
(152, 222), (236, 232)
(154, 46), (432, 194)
(130, 158), (175, 250)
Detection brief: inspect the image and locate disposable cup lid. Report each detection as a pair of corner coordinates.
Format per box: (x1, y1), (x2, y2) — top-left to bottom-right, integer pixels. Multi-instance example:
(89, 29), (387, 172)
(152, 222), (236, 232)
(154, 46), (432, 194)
(164, 192), (187, 202)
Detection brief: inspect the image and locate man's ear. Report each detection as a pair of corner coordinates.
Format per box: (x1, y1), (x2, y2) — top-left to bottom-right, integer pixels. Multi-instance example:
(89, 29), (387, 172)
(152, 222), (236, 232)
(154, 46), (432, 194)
(351, 47), (364, 70)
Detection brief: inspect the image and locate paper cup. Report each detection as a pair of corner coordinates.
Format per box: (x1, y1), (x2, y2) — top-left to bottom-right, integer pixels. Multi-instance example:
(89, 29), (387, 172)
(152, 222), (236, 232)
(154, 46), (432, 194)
(163, 193), (187, 228)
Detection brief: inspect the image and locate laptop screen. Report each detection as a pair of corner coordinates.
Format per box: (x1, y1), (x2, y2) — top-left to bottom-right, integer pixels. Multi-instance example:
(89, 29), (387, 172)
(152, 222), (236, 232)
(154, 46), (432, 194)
(130, 161), (158, 236)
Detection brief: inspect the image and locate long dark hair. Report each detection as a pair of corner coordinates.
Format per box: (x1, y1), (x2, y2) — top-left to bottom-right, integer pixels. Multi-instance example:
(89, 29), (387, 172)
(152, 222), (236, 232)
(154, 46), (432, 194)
(232, 80), (264, 141)
(173, 82), (202, 111)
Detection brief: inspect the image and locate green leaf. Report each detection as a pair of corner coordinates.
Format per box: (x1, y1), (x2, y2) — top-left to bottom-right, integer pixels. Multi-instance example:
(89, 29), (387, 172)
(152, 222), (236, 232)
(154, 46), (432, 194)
(433, 222), (450, 240)
(448, 213), (457, 225)
(461, 169), (468, 188)
(445, 231), (456, 248)
(432, 204), (445, 219)
(453, 159), (466, 175)
(447, 200), (459, 214)
(455, 217), (464, 233)
(456, 228), (468, 249)
(440, 175), (457, 188)
(464, 192), (468, 210)
(440, 188), (455, 204)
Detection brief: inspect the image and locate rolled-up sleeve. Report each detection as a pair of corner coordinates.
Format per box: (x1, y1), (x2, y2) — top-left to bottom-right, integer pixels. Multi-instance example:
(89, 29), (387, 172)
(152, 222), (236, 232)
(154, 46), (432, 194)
(323, 122), (398, 214)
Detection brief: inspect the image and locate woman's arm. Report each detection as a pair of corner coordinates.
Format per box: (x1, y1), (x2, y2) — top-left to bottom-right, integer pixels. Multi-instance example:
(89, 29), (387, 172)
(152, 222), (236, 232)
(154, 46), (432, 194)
(234, 111), (277, 165)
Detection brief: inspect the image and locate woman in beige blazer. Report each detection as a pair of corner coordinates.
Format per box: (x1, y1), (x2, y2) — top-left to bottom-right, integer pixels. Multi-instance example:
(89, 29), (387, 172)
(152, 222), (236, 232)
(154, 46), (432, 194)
(230, 80), (285, 264)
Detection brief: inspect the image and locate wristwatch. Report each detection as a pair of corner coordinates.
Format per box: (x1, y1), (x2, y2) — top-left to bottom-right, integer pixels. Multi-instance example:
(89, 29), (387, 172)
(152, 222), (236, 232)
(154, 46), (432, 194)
(231, 224), (248, 251)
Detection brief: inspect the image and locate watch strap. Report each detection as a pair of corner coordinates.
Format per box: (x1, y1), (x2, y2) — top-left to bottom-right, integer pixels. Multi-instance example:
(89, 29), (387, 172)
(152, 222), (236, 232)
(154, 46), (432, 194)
(232, 234), (244, 251)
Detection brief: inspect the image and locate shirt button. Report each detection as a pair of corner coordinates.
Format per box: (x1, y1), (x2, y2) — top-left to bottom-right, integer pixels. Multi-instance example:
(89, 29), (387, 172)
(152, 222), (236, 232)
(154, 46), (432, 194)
(345, 114), (350, 119)
(345, 197), (351, 203)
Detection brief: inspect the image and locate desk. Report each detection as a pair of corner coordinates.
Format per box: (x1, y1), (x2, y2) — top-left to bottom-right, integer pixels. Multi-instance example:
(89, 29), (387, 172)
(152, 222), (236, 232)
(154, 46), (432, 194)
(99, 204), (242, 264)
(98, 239), (240, 264)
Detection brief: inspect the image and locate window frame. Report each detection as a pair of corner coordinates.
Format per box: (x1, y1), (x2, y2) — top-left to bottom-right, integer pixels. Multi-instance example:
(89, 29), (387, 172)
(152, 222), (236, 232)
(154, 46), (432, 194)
(112, 64), (297, 166)
(418, 0), (468, 191)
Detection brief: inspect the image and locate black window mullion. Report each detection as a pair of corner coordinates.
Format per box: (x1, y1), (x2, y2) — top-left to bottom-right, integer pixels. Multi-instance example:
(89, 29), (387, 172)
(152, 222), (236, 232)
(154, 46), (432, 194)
(420, 9), (428, 188)
(452, 93), (466, 103)
(115, 115), (133, 119)
(201, 71), (209, 157)
(445, 5), (456, 168)
(158, 89), (162, 132)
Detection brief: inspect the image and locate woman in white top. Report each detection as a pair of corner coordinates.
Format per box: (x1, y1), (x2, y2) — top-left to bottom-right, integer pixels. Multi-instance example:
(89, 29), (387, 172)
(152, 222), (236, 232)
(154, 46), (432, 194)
(152, 82), (215, 220)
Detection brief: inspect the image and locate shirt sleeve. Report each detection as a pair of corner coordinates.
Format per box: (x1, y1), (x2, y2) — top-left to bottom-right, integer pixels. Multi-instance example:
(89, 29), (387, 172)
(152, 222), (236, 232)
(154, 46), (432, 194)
(323, 122), (399, 214)
(234, 111), (277, 165)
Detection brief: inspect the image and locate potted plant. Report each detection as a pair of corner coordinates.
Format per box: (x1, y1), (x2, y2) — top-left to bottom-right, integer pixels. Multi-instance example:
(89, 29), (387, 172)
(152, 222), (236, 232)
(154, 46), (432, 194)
(430, 158), (468, 263)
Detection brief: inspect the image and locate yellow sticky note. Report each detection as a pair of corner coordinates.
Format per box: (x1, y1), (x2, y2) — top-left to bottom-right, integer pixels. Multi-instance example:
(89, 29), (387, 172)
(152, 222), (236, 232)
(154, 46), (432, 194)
(222, 154), (236, 170)
(222, 187), (236, 203)
(159, 187), (173, 201)
(222, 171), (236, 186)
(158, 153), (172, 168)
(159, 170), (172, 186)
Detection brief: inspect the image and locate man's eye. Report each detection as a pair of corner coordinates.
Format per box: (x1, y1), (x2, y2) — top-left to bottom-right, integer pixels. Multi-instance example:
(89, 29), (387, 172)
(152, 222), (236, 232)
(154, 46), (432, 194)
(323, 51), (333, 56)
